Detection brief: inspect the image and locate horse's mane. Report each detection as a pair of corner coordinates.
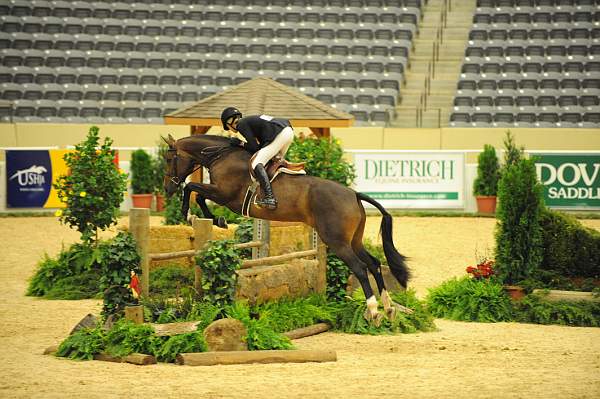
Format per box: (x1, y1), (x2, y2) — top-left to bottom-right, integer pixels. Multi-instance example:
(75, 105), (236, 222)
(179, 134), (247, 167)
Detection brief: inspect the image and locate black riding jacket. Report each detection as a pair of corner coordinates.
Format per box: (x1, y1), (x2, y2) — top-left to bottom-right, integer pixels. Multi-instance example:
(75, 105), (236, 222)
(236, 115), (291, 153)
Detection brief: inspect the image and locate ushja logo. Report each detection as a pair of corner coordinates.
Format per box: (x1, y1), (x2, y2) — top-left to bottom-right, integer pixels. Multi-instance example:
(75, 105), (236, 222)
(9, 165), (47, 186)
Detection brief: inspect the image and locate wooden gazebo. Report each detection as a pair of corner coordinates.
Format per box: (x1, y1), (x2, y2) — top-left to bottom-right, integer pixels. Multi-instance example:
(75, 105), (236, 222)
(163, 77), (354, 137)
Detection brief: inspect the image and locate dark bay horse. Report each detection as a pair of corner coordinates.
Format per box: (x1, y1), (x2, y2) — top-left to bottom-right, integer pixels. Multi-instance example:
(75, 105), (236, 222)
(162, 134), (412, 323)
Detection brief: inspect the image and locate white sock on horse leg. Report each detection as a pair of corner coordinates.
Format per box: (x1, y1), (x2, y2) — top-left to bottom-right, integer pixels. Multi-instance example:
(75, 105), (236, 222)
(366, 295), (378, 316)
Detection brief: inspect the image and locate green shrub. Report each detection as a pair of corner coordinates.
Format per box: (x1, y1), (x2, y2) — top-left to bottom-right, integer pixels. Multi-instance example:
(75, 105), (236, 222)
(196, 240), (241, 309)
(255, 295), (335, 333)
(99, 232), (141, 319)
(163, 187), (186, 225)
(333, 290), (436, 334)
(495, 157), (544, 284)
(514, 293), (600, 327)
(104, 319), (161, 357)
(539, 209), (600, 279)
(156, 332), (207, 363)
(326, 251), (351, 301)
(473, 144), (500, 196)
(54, 126), (127, 243)
(27, 242), (102, 299)
(149, 265), (194, 296)
(130, 149), (155, 194)
(56, 326), (105, 360)
(426, 277), (513, 322)
(153, 141), (168, 195)
(233, 217), (254, 258)
(205, 203), (243, 224)
(502, 130), (524, 172)
(286, 134), (356, 187)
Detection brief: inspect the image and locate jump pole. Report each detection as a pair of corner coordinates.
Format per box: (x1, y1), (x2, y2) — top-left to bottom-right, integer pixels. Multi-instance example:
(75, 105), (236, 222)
(176, 349), (337, 366)
(129, 208), (150, 297)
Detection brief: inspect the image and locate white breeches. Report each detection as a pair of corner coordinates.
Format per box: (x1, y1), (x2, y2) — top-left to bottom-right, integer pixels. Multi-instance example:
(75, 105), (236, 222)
(251, 126), (294, 169)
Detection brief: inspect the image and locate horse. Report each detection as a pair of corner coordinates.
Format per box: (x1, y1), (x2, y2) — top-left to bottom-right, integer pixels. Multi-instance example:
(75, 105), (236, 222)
(162, 133), (412, 324)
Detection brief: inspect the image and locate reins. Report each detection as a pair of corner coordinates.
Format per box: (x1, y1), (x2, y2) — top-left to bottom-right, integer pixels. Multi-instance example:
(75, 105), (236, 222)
(166, 143), (235, 186)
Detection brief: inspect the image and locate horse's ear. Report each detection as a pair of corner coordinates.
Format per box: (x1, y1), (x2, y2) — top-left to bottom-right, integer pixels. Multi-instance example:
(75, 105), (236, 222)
(162, 134), (176, 147)
(161, 135), (170, 146)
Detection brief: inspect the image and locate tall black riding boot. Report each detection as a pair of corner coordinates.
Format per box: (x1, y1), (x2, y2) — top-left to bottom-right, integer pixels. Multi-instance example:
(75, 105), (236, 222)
(253, 163), (277, 210)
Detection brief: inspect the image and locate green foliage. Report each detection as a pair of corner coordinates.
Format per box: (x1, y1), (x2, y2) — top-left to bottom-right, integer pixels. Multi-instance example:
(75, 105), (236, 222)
(426, 277), (513, 322)
(473, 144), (500, 196)
(104, 319), (161, 357)
(234, 218), (254, 257)
(130, 149), (155, 194)
(196, 240), (241, 309)
(163, 188), (186, 225)
(156, 332), (208, 363)
(333, 290), (436, 334)
(153, 140), (168, 195)
(149, 265), (194, 296)
(56, 327), (105, 360)
(539, 209), (600, 279)
(54, 126), (127, 243)
(255, 295), (335, 333)
(286, 134), (356, 187)
(326, 251), (351, 301)
(514, 293), (600, 327)
(495, 157), (544, 284)
(206, 203), (243, 224)
(502, 130), (524, 171)
(142, 293), (197, 324)
(225, 302), (294, 350)
(99, 232), (141, 319)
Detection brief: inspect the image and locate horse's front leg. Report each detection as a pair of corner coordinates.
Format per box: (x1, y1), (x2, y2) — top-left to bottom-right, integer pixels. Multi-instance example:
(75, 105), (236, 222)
(182, 183), (228, 228)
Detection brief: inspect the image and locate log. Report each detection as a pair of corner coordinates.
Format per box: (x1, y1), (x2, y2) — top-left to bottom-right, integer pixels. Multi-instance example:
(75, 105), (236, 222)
(94, 353), (123, 363)
(123, 353), (157, 365)
(532, 289), (600, 303)
(176, 350), (337, 366)
(150, 321), (201, 337)
(43, 345), (59, 355)
(283, 323), (331, 340)
(241, 249), (318, 269)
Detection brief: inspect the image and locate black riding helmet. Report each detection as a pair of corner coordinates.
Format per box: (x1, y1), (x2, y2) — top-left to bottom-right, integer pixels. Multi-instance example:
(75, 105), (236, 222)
(221, 107), (242, 130)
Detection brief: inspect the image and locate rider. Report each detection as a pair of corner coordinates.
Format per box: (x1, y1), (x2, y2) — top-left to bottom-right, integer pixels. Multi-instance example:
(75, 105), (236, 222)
(221, 106), (294, 210)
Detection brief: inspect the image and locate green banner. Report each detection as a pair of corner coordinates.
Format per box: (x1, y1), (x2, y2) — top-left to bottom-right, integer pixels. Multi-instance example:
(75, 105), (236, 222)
(534, 154), (600, 209)
(363, 192), (459, 200)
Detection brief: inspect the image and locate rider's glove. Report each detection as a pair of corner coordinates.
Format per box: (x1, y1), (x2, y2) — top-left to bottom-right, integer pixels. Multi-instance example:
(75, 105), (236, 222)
(229, 137), (242, 147)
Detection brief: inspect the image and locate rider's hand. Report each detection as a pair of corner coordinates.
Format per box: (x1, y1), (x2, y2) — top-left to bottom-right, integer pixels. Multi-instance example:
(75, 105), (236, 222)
(229, 137), (242, 147)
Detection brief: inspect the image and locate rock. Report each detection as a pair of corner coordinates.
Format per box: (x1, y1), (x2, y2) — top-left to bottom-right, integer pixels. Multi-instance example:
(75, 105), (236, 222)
(69, 314), (99, 335)
(203, 318), (248, 352)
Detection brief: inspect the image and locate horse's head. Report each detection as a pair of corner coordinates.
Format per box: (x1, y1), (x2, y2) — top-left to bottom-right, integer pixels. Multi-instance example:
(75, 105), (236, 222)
(161, 134), (196, 198)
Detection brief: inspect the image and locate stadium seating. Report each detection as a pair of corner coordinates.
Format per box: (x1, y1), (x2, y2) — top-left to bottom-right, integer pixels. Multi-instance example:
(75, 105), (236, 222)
(450, 0), (600, 127)
(0, 0), (424, 125)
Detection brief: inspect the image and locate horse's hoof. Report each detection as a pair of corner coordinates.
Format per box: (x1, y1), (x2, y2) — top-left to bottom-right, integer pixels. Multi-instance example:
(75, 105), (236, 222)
(363, 309), (384, 327)
(214, 216), (228, 229)
(385, 306), (397, 321)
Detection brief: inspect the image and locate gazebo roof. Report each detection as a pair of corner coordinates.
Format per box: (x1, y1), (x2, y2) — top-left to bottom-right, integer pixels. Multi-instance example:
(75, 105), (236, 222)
(163, 77), (354, 129)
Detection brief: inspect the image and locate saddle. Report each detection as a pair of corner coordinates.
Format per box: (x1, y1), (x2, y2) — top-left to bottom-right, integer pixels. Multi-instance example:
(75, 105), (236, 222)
(248, 155), (306, 181)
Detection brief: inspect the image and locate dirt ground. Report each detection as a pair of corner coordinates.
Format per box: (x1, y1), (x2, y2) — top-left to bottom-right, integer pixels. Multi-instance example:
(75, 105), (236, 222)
(1, 216), (599, 399)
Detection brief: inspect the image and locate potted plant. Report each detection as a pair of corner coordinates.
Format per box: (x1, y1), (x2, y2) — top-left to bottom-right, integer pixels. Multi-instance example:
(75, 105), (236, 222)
(153, 142), (168, 212)
(473, 144), (500, 214)
(130, 149), (155, 208)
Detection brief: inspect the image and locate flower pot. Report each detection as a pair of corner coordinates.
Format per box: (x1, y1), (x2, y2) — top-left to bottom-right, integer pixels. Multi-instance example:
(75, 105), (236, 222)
(155, 193), (165, 212)
(476, 195), (497, 214)
(504, 285), (526, 301)
(131, 193), (153, 208)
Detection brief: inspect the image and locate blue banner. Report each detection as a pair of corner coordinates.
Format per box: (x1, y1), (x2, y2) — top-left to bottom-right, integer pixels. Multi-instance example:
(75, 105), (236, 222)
(6, 150), (53, 208)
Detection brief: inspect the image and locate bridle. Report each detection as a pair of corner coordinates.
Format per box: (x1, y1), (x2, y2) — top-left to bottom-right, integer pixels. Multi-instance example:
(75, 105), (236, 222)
(165, 148), (202, 186)
(165, 144), (231, 187)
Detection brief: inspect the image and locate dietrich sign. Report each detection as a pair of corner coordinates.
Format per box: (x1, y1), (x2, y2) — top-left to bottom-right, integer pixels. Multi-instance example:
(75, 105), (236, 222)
(352, 151), (465, 208)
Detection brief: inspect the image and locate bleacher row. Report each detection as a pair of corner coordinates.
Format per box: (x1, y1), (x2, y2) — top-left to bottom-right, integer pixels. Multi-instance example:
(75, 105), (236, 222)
(0, 0), (423, 125)
(450, 0), (600, 127)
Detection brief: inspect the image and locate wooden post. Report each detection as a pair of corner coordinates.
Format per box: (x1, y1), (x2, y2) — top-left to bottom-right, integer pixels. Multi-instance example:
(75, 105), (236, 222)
(192, 217), (213, 294)
(124, 305), (144, 324)
(129, 208), (150, 297)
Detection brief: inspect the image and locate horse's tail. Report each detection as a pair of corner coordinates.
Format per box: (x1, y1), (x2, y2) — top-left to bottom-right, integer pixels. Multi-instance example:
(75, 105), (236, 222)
(357, 192), (410, 288)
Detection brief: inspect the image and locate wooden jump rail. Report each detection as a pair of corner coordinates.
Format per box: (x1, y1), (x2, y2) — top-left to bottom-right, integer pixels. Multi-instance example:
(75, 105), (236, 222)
(128, 208), (325, 297)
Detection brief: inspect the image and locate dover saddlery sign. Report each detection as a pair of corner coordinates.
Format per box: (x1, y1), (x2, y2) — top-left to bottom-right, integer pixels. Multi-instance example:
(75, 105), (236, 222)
(533, 153), (600, 210)
(351, 151), (465, 208)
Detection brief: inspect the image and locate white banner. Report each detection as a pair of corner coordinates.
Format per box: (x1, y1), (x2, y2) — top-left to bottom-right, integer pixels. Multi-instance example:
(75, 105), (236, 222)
(351, 151), (465, 208)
